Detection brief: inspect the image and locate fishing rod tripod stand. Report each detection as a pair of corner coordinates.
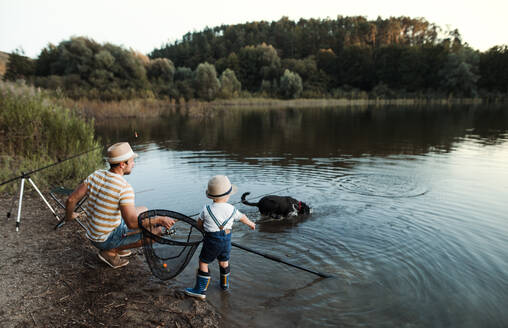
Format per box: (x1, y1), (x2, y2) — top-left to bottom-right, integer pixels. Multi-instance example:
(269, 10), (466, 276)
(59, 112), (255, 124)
(9, 172), (62, 232)
(1, 145), (104, 231)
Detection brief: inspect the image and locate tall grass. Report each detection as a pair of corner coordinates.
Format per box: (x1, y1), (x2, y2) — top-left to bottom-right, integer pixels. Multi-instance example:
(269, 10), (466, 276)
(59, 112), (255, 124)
(55, 97), (179, 119)
(0, 81), (103, 193)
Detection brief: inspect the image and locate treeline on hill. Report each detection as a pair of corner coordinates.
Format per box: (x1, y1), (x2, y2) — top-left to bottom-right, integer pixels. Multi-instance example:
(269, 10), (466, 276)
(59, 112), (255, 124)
(4, 16), (508, 101)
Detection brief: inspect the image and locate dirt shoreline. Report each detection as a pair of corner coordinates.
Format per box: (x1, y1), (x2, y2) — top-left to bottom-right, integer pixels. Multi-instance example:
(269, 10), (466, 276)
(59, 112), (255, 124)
(0, 194), (221, 328)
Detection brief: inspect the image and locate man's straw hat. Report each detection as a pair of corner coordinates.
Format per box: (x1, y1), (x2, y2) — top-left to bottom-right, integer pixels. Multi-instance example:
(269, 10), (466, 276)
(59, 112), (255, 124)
(107, 142), (138, 164)
(206, 175), (237, 199)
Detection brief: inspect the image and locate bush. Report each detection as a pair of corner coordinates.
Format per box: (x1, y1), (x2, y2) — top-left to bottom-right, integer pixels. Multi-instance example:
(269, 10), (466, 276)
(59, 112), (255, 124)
(279, 69), (302, 99)
(194, 62), (220, 101)
(0, 81), (103, 193)
(371, 82), (396, 98)
(218, 69), (241, 98)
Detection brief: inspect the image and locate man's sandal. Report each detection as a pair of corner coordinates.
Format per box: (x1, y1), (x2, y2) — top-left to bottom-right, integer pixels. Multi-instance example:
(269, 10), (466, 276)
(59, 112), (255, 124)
(98, 251), (129, 269)
(118, 250), (132, 257)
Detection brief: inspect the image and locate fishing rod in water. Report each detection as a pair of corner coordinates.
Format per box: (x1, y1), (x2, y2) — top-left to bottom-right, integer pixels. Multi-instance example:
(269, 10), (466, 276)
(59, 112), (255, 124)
(1, 145), (104, 231)
(231, 242), (333, 278)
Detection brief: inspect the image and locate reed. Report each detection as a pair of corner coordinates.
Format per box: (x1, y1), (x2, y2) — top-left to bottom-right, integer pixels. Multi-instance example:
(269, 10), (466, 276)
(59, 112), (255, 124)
(200, 97), (485, 111)
(55, 97), (179, 119)
(0, 81), (103, 193)
(54, 96), (489, 120)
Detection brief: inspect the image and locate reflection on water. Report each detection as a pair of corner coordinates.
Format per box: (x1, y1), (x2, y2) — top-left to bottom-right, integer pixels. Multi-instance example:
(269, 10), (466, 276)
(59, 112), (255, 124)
(96, 104), (508, 158)
(96, 104), (508, 327)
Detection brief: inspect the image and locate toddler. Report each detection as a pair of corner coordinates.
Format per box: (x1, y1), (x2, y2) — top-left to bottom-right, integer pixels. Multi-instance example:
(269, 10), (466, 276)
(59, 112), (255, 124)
(184, 175), (255, 300)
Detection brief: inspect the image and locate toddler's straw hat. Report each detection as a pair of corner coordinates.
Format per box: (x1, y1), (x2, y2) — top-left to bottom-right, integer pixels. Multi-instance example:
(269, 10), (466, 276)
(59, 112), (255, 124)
(206, 175), (237, 199)
(107, 142), (138, 164)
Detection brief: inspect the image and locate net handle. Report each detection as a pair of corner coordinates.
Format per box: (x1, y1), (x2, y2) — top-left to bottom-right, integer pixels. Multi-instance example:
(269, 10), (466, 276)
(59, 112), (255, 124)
(138, 209), (204, 246)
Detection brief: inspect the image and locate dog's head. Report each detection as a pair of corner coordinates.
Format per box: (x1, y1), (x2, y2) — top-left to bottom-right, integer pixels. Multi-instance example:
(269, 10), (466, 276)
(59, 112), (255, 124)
(297, 201), (310, 214)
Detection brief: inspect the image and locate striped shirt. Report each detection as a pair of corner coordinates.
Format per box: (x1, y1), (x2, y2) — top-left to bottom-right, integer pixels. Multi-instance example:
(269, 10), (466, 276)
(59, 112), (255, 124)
(82, 170), (135, 242)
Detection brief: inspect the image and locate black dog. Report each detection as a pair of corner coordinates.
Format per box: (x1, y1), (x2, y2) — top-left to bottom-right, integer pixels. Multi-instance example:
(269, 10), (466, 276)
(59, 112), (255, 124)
(241, 192), (310, 218)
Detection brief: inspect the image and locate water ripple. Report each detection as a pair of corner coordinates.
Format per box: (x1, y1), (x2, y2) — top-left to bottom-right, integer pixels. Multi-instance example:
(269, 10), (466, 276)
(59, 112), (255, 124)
(336, 174), (429, 198)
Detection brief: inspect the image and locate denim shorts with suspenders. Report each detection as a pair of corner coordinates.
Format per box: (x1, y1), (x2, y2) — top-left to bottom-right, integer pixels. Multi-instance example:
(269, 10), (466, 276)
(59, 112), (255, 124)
(199, 205), (237, 263)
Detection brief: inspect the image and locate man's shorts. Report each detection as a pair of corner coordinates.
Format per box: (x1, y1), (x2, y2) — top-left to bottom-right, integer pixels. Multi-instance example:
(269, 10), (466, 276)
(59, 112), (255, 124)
(199, 230), (232, 263)
(90, 220), (141, 251)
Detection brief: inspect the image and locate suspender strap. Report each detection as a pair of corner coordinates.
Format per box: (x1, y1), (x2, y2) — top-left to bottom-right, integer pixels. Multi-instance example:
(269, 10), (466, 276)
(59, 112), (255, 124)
(206, 205), (222, 228)
(222, 208), (237, 228)
(206, 205), (237, 230)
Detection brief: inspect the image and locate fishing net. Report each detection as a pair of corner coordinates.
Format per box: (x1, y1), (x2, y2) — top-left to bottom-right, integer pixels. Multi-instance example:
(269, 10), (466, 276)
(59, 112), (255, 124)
(138, 209), (204, 280)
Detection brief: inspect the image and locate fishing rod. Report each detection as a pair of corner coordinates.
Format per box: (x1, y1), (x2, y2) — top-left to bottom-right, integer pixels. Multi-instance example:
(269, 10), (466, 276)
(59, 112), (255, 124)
(2, 145), (105, 231)
(52, 182), (333, 278)
(0, 145), (105, 187)
(231, 242), (333, 278)
(187, 186), (333, 278)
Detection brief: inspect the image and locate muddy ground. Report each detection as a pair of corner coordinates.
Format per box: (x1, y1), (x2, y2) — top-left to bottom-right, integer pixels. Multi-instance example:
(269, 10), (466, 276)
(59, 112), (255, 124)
(0, 194), (220, 328)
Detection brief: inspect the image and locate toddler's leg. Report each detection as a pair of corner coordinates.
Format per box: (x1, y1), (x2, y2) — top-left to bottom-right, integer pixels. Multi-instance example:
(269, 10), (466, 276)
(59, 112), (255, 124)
(184, 262), (211, 300)
(219, 261), (230, 290)
(199, 261), (209, 273)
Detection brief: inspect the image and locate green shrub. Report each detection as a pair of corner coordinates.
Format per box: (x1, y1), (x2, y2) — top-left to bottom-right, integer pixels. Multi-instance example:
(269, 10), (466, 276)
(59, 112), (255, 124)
(0, 81), (103, 193)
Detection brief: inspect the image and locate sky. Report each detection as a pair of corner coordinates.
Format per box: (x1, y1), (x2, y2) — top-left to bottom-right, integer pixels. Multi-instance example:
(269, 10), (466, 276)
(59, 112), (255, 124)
(1, 0), (507, 58)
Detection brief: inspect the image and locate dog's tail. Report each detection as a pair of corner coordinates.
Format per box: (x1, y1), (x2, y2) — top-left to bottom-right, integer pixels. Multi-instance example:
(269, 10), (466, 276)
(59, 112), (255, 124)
(241, 192), (259, 207)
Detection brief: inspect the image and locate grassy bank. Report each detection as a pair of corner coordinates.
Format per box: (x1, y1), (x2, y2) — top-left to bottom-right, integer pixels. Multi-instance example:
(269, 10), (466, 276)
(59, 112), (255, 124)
(0, 81), (103, 193)
(208, 97), (487, 109)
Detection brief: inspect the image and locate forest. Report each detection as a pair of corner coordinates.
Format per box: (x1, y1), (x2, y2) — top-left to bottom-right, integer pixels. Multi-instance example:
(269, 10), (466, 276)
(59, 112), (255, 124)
(3, 16), (508, 101)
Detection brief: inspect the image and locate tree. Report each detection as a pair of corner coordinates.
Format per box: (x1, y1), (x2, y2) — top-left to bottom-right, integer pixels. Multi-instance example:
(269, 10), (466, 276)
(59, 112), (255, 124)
(337, 46), (375, 90)
(215, 52), (240, 75)
(3, 49), (36, 81)
(146, 58), (175, 95)
(218, 69), (241, 98)
(194, 62), (220, 101)
(237, 43), (281, 92)
(283, 56), (327, 95)
(316, 49), (338, 88)
(173, 67), (195, 100)
(279, 69), (302, 99)
(31, 37), (150, 99)
(438, 47), (479, 96)
(478, 45), (508, 93)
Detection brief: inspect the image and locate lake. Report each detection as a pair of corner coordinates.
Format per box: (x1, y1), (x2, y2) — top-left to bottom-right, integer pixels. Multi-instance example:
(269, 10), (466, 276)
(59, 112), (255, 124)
(96, 104), (508, 328)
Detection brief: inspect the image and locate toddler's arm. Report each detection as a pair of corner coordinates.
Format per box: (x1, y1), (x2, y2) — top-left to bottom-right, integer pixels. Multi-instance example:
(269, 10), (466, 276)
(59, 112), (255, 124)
(239, 215), (255, 230)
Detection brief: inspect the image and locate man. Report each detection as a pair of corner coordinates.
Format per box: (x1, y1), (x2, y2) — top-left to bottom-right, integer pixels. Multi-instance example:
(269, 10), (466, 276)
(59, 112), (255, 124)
(65, 142), (175, 269)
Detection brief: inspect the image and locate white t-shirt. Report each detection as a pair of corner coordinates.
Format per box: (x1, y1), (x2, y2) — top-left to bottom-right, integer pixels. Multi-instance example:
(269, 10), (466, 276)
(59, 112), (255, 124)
(199, 202), (244, 232)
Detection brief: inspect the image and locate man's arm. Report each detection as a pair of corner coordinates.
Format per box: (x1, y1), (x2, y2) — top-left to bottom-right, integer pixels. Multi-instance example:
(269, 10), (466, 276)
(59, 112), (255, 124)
(120, 204), (140, 229)
(65, 183), (88, 221)
(121, 205), (176, 230)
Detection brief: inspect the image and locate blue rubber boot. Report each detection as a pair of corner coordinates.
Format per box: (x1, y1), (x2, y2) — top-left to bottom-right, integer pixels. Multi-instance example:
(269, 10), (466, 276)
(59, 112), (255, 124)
(184, 270), (210, 300)
(220, 266), (230, 290)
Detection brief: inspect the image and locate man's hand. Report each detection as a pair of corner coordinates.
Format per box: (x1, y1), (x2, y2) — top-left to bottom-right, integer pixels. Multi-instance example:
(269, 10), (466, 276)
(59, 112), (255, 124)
(66, 211), (80, 221)
(66, 183), (87, 222)
(158, 216), (176, 229)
